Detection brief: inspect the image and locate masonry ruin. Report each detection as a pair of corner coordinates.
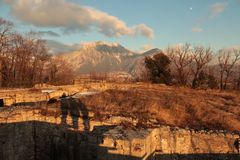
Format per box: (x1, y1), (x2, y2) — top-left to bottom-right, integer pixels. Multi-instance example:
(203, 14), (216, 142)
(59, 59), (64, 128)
(0, 83), (239, 160)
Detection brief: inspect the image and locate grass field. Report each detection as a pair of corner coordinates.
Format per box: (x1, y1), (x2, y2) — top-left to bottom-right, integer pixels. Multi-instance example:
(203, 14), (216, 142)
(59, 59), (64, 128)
(79, 84), (240, 132)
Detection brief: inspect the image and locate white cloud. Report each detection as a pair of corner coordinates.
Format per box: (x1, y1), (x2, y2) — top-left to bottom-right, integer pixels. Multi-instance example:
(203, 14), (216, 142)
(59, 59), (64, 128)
(134, 24), (154, 38)
(36, 31), (60, 37)
(192, 27), (203, 33)
(45, 40), (82, 54)
(4, 0), (154, 38)
(192, 2), (227, 32)
(209, 2), (227, 18)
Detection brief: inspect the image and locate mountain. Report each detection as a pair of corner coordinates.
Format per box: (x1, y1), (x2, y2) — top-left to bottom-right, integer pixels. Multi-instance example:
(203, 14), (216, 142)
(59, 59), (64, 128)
(58, 41), (161, 77)
(130, 48), (162, 77)
(142, 48), (161, 56)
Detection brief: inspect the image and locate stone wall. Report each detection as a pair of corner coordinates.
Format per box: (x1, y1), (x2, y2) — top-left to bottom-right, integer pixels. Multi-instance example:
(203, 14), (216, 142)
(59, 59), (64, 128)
(0, 102), (239, 160)
(0, 82), (131, 106)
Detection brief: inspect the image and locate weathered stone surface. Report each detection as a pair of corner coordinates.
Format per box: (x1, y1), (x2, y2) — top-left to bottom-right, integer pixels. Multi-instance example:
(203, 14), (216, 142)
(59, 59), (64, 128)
(0, 97), (239, 160)
(0, 82), (138, 107)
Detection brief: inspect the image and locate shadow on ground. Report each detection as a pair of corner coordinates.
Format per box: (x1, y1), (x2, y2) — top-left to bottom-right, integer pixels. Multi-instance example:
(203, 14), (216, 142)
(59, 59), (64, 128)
(0, 97), (239, 160)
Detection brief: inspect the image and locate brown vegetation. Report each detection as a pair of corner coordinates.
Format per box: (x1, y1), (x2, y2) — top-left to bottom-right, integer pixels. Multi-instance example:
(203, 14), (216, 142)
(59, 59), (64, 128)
(79, 84), (240, 132)
(0, 18), (74, 87)
(146, 44), (240, 91)
(218, 49), (240, 90)
(45, 57), (75, 85)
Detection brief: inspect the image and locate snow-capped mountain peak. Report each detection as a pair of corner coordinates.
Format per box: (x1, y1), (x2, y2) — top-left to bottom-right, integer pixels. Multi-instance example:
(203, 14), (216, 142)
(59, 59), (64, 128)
(56, 41), (161, 76)
(78, 41), (133, 56)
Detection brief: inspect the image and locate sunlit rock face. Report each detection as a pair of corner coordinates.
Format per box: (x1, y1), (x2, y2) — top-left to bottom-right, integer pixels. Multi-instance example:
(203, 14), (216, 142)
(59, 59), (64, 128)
(0, 98), (239, 160)
(58, 41), (160, 77)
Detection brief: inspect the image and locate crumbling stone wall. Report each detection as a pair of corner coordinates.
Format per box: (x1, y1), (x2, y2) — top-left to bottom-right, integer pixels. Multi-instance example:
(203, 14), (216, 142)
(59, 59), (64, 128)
(0, 104), (239, 160)
(0, 122), (34, 160)
(0, 82), (138, 106)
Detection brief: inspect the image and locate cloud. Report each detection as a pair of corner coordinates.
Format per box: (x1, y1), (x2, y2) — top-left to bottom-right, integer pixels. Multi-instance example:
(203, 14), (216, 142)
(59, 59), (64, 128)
(192, 27), (203, 33)
(46, 40), (82, 54)
(209, 2), (227, 18)
(36, 31), (60, 37)
(4, 0), (154, 38)
(192, 2), (227, 32)
(134, 24), (154, 38)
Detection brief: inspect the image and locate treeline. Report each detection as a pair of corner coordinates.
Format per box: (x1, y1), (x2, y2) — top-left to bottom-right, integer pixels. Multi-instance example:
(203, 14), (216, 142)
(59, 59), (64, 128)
(144, 44), (240, 90)
(0, 18), (74, 88)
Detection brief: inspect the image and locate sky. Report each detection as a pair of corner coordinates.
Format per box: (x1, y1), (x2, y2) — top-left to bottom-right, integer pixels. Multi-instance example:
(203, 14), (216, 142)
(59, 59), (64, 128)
(0, 0), (240, 53)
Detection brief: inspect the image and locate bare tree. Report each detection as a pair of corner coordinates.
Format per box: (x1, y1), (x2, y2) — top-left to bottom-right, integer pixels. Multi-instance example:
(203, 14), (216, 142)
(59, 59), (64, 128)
(191, 46), (212, 88)
(28, 36), (49, 86)
(0, 18), (13, 55)
(166, 43), (192, 85)
(90, 71), (108, 82)
(218, 49), (240, 90)
(0, 18), (14, 87)
(8, 33), (49, 87)
(0, 18), (50, 87)
(45, 57), (75, 85)
(233, 66), (240, 90)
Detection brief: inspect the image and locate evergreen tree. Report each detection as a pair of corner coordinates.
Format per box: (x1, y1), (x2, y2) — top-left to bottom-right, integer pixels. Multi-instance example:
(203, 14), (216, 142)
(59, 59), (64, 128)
(144, 52), (172, 84)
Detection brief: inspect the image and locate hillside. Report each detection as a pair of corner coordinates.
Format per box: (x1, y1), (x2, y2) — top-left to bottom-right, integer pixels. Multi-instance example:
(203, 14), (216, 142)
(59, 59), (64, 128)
(58, 41), (160, 76)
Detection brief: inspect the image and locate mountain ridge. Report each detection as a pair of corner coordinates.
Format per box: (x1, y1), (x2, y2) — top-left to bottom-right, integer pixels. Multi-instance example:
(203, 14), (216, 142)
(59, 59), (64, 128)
(57, 41), (161, 76)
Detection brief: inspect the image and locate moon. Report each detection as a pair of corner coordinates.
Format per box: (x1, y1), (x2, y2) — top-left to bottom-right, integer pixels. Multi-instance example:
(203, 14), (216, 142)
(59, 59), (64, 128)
(189, 7), (193, 11)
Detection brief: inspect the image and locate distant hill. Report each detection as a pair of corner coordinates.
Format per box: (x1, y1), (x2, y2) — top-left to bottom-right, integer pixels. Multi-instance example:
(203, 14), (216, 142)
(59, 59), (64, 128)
(57, 41), (161, 77)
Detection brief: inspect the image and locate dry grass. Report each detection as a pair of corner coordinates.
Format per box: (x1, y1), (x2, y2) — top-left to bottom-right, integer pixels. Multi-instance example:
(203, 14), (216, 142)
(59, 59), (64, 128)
(79, 84), (240, 132)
